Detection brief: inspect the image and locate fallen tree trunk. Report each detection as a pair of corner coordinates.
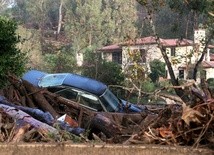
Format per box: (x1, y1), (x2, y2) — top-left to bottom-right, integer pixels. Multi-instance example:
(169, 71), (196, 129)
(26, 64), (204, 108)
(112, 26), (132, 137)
(22, 80), (59, 118)
(89, 113), (122, 138)
(0, 103), (58, 135)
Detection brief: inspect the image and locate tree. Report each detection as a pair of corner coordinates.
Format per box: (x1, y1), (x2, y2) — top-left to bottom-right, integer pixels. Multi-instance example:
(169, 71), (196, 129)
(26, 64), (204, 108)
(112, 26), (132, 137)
(64, 0), (138, 66)
(43, 47), (77, 73)
(82, 48), (124, 86)
(0, 17), (26, 88)
(149, 59), (166, 83)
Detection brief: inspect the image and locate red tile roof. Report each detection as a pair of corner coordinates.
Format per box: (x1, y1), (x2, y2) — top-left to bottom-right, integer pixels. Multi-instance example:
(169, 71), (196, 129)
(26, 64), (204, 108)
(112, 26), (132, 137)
(210, 54), (214, 61)
(202, 61), (214, 68)
(208, 45), (214, 49)
(120, 36), (157, 45)
(160, 39), (193, 47)
(179, 61), (214, 69)
(99, 36), (212, 51)
(98, 44), (121, 51)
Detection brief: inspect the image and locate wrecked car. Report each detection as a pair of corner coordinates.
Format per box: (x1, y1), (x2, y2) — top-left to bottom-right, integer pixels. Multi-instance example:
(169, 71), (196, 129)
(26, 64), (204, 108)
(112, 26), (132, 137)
(22, 70), (147, 113)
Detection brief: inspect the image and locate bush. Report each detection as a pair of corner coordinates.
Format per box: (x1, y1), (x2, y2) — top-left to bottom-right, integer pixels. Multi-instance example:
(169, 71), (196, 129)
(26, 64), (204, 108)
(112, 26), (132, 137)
(0, 17), (27, 88)
(207, 78), (214, 94)
(82, 48), (125, 86)
(149, 59), (166, 83)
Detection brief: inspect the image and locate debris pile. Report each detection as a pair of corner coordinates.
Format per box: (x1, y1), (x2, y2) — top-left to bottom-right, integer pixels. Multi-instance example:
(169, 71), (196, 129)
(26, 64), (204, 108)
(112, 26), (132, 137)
(0, 76), (214, 149)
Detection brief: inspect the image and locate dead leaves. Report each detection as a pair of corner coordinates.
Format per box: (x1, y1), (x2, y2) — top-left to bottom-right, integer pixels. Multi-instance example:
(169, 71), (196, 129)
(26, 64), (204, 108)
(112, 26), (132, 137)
(181, 103), (204, 126)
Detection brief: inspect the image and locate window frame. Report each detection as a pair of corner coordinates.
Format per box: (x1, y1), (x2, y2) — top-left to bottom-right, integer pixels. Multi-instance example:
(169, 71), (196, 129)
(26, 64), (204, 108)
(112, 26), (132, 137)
(112, 51), (122, 64)
(140, 49), (146, 63)
(171, 47), (176, 56)
(48, 86), (107, 112)
(179, 70), (184, 79)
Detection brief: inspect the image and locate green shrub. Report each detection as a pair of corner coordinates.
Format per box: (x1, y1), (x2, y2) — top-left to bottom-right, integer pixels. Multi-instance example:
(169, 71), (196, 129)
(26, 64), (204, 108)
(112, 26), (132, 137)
(0, 17), (27, 88)
(82, 48), (125, 86)
(207, 78), (214, 94)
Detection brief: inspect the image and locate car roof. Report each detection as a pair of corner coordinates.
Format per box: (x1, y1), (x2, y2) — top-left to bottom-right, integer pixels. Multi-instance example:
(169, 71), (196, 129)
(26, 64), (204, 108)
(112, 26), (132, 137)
(22, 70), (107, 96)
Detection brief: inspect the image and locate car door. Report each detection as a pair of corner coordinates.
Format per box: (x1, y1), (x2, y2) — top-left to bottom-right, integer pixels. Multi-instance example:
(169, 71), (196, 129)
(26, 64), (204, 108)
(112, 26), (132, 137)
(48, 86), (106, 112)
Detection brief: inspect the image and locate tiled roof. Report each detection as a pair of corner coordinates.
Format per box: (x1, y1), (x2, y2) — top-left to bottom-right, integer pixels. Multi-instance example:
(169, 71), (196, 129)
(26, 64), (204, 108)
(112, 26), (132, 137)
(202, 61), (214, 68)
(98, 44), (121, 51)
(160, 39), (193, 47)
(208, 45), (214, 49)
(179, 61), (214, 69)
(210, 54), (214, 61)
(120, 36), (157, 45)
(99, 36), (213, 51)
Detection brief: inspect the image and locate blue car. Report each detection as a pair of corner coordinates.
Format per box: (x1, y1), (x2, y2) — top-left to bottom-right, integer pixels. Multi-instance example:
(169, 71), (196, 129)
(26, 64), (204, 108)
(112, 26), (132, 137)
(22, 70), (147, 113)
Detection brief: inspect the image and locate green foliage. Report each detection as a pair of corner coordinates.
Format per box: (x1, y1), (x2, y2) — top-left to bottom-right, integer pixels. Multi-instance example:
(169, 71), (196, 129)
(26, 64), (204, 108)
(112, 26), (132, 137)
(124, 49), (148, 84)
(96, 61), (125, 86)
(0, 16), (26, 88)
(149, 59), (166, 83)
(141, 80), (156, 92)
(82, 48), (124, 86)
(207, 78), (214, 93)
(64, 0), (138, 62)
(43, 47), (77, 73)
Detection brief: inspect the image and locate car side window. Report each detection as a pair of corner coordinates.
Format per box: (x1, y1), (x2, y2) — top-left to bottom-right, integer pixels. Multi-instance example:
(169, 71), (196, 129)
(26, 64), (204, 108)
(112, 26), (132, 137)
(48, 87), (104, 112)
(49, 87), (78, 101)
(79, 93), (103, 111)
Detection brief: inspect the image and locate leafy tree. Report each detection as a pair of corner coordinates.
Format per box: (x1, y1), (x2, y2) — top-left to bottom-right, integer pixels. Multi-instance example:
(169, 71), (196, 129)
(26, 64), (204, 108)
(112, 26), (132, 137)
(64, 0), (138, 67)
(43, 47), (77, 73)
(149, 59), (166, 83)
(82, 48), (124, 86)
(0, 17), (26, 88)
(8, 0), (139, 72)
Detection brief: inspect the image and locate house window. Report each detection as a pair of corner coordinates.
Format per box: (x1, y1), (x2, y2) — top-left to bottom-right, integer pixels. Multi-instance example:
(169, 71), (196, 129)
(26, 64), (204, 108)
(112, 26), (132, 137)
(140, 49), (146, 63)
(112, 52), (122, 64)
(171, 47), (175, 56)
(179, 70), (184, 79)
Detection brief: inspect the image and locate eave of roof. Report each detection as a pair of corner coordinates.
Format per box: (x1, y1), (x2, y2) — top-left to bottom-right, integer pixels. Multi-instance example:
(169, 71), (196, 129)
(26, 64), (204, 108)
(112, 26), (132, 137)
(208, 45), (214, 49)
(179, 61), (214, 69)
(98, 36), (213, 52)
(98, 44), (122, 52)
(210, 53), (214, 61)
(161, 39), (194, 47)
(120, 36), (157, 46)
(202, 61), (214, 68)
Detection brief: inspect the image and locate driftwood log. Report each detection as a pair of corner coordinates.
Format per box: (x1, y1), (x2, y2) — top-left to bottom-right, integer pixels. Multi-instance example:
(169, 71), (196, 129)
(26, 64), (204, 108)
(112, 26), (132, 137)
(0, 103), (58, 135)
(22, 80), (59, 118)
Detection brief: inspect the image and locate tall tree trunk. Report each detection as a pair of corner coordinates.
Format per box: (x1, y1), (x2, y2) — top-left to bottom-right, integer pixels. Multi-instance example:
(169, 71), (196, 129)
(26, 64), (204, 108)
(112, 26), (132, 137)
(158, 43), (189, 102)
(56, 0), (63, 40)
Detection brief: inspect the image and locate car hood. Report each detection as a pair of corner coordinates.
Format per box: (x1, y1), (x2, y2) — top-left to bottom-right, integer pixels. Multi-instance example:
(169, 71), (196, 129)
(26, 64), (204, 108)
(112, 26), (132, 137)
(119, 99), (147, 113)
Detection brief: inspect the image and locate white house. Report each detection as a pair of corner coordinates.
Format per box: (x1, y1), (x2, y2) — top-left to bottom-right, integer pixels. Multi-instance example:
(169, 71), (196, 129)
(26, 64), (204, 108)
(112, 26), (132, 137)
(98, 29), (214, 81)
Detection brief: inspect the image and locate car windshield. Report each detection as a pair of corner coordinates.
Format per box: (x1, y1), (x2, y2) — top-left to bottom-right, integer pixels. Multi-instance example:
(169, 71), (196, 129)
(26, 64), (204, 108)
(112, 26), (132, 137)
(99, 88), (120, 112)
(38, 74), (68, 87)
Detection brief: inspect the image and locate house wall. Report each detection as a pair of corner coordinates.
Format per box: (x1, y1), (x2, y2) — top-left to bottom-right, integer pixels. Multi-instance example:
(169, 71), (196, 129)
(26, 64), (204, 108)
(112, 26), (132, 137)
(76, 52), (83, 66)
(166, 46), (194, 79)
(194, 29), (206, 53)
(100, 29), (213, 81)
(122, 44), (196, 80)
(122, 44), (163, 71)
(205, 68), (214, 79)
(102, 52), (112, 62)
